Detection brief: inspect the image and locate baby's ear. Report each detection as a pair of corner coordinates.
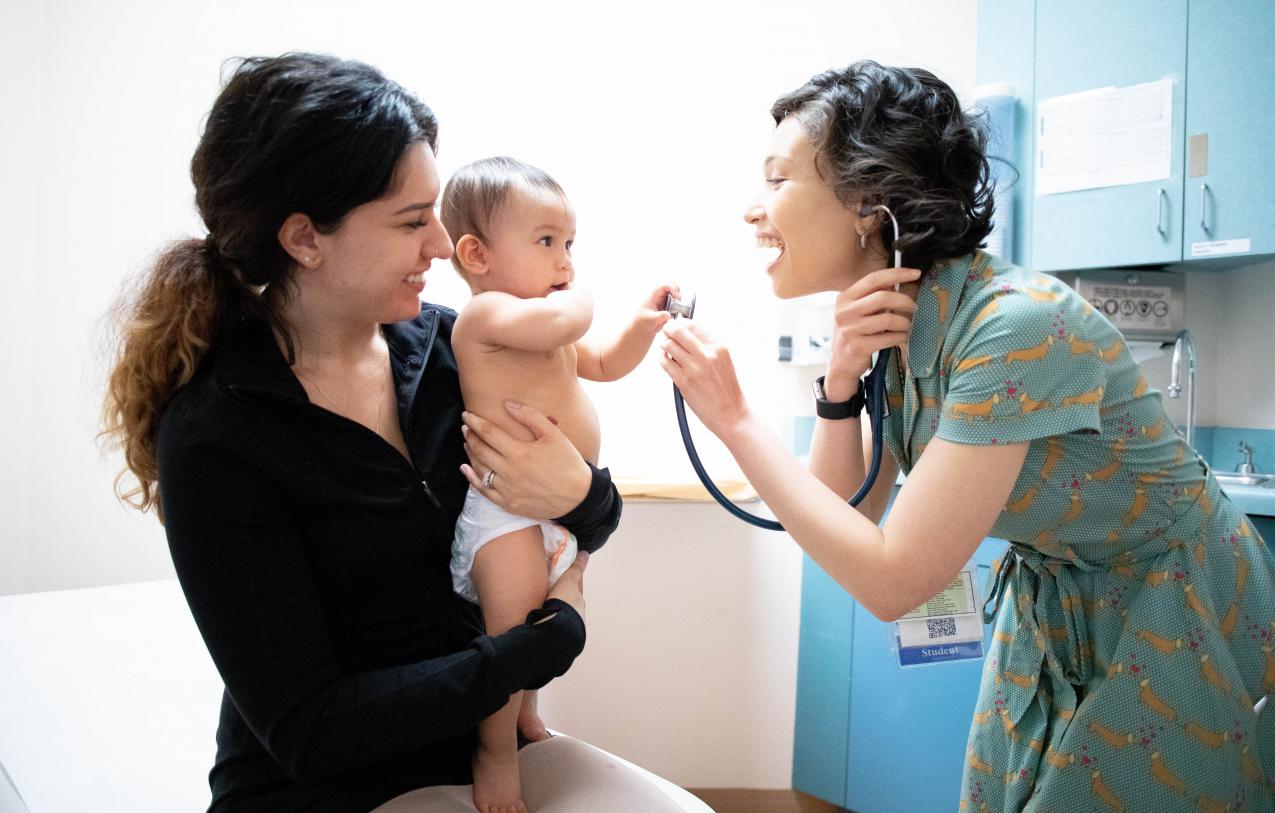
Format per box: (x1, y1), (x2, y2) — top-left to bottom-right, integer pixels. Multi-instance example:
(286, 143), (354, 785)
(454, 234), (489, 276)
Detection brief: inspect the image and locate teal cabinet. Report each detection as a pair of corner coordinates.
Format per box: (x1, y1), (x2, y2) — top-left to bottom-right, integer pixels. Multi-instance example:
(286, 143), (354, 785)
(1181, 0), (1275, 263)
(983, 0), (1275, 272)
(1030, 0), (1188, 271)
(791, 495), (1008, 811)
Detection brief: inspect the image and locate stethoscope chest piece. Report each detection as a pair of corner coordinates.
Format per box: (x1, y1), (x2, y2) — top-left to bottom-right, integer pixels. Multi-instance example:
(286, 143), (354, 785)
(663, 292), (697, 320)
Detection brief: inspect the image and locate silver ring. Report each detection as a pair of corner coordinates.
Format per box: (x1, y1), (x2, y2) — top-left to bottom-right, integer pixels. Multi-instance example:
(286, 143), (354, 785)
(482, 469), (496, 489)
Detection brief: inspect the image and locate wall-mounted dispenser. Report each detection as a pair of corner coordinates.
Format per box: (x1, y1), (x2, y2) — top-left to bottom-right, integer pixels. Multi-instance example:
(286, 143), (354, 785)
(1054, 268), (1185, 342)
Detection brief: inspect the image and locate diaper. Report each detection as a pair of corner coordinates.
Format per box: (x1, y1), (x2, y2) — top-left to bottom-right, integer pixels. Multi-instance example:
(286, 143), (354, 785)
(450, 486), (578, 604)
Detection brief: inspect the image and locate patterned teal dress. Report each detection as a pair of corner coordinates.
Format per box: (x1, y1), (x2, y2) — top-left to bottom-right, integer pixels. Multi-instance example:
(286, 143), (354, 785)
(882, 251), (1275, 812)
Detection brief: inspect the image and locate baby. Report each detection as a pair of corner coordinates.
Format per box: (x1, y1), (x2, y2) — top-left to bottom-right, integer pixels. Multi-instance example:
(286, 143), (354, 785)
(441, 156), (673, 813)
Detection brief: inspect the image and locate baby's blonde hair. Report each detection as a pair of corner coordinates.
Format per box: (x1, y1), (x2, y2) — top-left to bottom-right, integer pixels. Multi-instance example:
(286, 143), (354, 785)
(440, 156), (565, 276)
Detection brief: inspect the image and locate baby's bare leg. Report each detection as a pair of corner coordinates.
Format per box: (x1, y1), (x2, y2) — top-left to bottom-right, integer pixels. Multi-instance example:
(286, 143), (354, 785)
(518, 689), (550, 743)
(471, 526), (552, 813)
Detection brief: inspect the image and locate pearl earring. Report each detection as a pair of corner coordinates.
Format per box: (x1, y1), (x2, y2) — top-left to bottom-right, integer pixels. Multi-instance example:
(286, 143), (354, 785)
(859, 232), (867, 249)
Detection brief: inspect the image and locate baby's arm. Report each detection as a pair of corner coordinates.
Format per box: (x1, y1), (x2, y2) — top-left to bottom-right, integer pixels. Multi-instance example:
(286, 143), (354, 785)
(463, 287), (593, 351)
(576, 283), (676, 382)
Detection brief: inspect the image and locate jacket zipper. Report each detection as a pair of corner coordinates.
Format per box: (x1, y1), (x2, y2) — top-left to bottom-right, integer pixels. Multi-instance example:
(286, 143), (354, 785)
(400, 312), (445, 511)
(420, 478), (442, 508)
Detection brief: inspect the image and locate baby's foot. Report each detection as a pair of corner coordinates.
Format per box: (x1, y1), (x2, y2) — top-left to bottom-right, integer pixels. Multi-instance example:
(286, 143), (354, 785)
(517, 704), (551, 743)
(472, 744), (527, 813)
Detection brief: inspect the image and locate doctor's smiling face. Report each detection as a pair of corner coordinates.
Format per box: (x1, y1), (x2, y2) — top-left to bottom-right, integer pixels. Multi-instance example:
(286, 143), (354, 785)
(744, 116), (866, 299)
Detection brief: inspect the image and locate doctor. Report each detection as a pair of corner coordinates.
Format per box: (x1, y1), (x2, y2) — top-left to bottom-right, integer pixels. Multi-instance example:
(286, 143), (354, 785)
(660, 60), (1275, 811)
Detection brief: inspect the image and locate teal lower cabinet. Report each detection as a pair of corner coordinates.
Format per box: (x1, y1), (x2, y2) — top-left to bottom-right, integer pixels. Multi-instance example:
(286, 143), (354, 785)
(793, 536), (1007, 812)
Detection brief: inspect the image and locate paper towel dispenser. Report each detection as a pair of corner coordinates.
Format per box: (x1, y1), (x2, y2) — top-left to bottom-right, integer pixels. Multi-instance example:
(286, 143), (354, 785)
(1054, 269), (1186, 343)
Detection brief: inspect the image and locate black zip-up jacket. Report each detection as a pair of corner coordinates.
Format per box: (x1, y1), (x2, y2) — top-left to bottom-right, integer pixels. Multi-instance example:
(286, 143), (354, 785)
(157, 303), (621, 812)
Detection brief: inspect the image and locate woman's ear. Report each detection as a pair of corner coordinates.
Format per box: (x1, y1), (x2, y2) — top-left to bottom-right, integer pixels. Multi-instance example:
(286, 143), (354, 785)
(454, 234), (489, 276)
(278, 213), (322, 268)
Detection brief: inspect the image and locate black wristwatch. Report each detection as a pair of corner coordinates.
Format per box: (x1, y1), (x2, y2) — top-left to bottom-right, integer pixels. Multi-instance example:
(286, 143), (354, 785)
(813, 375), (866, 419)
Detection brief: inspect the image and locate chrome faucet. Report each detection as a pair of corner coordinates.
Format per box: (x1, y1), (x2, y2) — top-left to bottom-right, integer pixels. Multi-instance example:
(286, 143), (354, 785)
(1167, 329), (1196, 447)
(1237, 441), (1256, 475)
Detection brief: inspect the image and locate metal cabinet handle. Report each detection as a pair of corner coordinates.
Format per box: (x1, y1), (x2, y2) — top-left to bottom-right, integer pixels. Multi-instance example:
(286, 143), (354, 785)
(1200, 183), (1211, 234)
(1157, 188), (1168, 236)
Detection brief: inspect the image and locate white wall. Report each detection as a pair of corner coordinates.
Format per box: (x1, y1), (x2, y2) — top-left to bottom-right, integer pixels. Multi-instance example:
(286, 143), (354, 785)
(1141, 259), (1275, 434)
(541, 502), (806, 788)
(0, 0), (41, 596)
(1203, 259), (1275, 430)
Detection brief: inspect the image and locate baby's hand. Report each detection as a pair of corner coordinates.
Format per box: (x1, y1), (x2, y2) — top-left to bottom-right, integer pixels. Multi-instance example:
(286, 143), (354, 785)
(634, 283), (680, 335)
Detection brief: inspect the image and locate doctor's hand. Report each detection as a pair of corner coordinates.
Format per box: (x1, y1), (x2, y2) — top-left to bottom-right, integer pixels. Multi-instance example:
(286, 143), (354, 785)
(825, 267), (921, 397)
(659, 319), (750, 440)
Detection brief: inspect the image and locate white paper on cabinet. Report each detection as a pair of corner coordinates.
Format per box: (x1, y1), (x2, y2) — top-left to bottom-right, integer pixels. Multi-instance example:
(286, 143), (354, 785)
(1035, 77), (1174, 196)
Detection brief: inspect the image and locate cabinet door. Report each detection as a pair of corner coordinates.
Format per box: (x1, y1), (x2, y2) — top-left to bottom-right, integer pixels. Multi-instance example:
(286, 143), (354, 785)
(1031, 0), (1188, 271)
(792, 554), (855, 805)
(1182, 0), (1275, 262)
(842, 537), (1006, 812)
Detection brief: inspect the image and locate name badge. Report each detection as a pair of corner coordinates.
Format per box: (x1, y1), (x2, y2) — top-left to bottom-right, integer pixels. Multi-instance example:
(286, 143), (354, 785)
(894, 562), (985, 667)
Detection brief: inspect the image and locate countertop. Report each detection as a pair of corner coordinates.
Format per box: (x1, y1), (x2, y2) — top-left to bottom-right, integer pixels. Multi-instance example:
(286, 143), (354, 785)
(1217, 480), (1275, 518)
(621, 469), (1275, 516)
(894, 470), (1275, 517)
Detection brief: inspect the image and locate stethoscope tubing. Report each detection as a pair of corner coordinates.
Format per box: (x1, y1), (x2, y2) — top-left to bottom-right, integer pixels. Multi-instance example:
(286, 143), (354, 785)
(674, 203), (901, 531)
(673, 348), (890, 530)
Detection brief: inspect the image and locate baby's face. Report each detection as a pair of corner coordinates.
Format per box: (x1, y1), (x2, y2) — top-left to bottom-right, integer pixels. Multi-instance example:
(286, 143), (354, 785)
(482, 185), (577, 299)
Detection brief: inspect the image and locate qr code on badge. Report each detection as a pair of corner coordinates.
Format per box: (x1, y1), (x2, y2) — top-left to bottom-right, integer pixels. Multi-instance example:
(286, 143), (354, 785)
(926, 617), (957, 639)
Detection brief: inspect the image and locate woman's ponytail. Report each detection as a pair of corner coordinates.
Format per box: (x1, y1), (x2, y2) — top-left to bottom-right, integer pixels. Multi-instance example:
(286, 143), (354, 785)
(101, 237), (229, 515)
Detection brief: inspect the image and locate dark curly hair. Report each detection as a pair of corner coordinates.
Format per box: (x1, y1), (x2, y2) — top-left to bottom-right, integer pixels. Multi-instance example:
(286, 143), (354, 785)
(771, 60), (996, 273)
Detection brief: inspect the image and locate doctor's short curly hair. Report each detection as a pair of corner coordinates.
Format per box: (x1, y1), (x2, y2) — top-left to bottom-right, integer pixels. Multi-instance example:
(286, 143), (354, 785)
(771, 60), (997, 273)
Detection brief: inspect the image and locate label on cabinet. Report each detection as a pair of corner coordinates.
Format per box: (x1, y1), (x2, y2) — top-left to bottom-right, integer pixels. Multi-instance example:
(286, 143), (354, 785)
(1191, 238), (1251, 257)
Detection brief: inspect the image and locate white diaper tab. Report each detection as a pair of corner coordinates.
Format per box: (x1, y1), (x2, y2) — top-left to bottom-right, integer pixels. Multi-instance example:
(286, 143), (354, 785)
(450, 487), (579, 603)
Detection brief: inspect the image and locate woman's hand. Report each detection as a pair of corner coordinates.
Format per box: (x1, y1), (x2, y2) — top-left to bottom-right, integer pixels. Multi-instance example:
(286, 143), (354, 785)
(825, 267), (921, 397)
(658, 318), (750, 441)
(544, 551), (588, 623)
(460, 401), (591, 519)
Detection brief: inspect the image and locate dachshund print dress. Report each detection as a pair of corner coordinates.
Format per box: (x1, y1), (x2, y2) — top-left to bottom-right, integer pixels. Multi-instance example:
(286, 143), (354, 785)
(882, 252), (1275, 812)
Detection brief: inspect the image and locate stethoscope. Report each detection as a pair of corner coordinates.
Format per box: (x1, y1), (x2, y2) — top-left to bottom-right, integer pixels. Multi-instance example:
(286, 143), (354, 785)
(669, 204), (903, 531)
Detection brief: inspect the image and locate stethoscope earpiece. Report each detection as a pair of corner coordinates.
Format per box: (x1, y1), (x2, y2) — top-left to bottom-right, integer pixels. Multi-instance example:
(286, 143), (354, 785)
(860, 202), (903, 270)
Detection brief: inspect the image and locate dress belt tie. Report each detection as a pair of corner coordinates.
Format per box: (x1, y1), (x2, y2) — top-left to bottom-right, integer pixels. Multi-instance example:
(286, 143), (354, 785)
(982, 545), (1097, 725)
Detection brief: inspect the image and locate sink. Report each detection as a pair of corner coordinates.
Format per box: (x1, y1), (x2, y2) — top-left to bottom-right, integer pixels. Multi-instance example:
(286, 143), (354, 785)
(1214, 471), (1275, 487)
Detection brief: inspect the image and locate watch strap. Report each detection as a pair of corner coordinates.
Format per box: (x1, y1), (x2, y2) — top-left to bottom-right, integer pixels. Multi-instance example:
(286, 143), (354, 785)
(813, 375), (865, 419)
